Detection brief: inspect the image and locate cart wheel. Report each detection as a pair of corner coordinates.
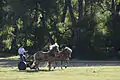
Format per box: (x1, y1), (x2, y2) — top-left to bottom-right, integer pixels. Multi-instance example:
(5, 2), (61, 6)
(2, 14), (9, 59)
(18, 61), (26, 70)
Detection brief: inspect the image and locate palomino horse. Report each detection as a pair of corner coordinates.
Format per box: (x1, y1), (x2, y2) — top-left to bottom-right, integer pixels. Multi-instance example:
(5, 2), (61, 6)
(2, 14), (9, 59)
(30, 43), (59, 71)
(53, 47), (72, 69)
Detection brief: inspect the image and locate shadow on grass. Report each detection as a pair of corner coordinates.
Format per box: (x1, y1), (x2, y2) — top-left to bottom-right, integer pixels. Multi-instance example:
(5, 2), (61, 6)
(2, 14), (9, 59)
(16, 69), (55, 73)
(1, 58), (120, 68)
(27, 69), (54, 72)
(0, 59), (19, 67)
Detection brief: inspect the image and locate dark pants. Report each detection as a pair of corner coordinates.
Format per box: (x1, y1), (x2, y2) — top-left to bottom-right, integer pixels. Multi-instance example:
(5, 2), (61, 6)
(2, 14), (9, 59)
(19, 54), (32, 67)
(19, 54), (26, 62)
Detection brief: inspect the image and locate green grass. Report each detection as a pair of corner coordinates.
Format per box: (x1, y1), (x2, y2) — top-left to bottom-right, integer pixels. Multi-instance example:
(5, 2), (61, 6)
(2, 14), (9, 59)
(0, 66), (120, 80)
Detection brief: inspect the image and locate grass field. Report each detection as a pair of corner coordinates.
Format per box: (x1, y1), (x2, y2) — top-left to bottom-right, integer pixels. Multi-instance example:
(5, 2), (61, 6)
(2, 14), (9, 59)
(0, 66), (120, 80)
(0, 56), (120, 80)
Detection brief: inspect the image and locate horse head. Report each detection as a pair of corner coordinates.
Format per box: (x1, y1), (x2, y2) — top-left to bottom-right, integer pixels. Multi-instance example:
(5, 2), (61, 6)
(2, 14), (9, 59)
(49, 43), (59, 56)
(63, 47), (72, 58)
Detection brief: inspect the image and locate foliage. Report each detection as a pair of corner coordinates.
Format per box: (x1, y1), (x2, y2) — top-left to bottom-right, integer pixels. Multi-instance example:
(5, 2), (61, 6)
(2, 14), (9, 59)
(1, 0), (120, 60)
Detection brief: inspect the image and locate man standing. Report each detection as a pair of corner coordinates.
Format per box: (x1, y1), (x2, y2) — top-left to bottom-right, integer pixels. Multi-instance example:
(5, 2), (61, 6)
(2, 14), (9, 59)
(18, 46), (28, 62)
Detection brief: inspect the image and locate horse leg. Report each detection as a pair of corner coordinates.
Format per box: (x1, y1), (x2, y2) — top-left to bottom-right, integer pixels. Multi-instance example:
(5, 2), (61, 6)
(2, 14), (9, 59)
(44, 61), (49, 67)
(35, 61), (40, 71)
(53, 61), (58, 69)
(61, 60), (63, 70)
(48, 61), (52, 71)
(30, 61), (36, 69)
(64, 59), (70, 68)
(30, 61), (40, 70)
(64, 60), (68, 68)
(35, 66), (40, 71)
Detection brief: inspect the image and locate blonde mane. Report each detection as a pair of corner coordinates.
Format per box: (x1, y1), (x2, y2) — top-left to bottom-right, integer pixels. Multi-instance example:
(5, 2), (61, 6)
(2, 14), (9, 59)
(49, 43), (59, 50)
(65, 47), (72, 53)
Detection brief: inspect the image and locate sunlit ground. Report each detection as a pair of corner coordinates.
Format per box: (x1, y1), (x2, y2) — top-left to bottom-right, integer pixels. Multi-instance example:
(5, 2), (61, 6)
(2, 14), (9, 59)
(0, 66), (120, 80)
(0, 56), (120, 80)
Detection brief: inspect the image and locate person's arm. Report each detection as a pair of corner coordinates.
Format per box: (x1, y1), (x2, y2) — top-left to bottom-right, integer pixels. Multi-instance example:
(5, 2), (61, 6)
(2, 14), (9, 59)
(22, 48), (28, 53)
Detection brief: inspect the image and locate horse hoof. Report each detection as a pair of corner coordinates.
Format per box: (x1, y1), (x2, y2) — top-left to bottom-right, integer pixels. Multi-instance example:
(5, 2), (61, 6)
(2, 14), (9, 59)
(61, 67), (63, 70)
(65, 66), (67, 68)
(54, 67), (56, 69)
(30, 67), (36, 69)
(30, 66), (36, 69)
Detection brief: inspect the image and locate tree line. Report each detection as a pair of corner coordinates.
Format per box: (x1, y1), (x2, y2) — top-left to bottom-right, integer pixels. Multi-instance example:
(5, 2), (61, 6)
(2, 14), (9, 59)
(0, 0), (120, 60)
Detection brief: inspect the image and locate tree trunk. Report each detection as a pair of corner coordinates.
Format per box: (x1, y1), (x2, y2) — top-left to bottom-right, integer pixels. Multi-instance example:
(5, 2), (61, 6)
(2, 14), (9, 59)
(61, 0), (68, 22)
(11, 15), (18, 54)
(111, 0), (115, 16)
(78, 0), (83, 20)
(41, 11), (55, 45)
(84, 0), (89, 16)
(64, 0), (76, 46)
(22, 15), (28, 46)
(0, 0), (4, 28)
(67, 0), (76, 24)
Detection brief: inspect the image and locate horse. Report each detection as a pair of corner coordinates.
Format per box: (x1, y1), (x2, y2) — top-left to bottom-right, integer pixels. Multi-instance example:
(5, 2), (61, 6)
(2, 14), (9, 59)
(53, 47), (72, 69)
(30, 43), (59, 71)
